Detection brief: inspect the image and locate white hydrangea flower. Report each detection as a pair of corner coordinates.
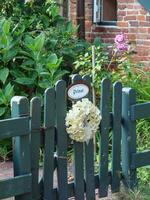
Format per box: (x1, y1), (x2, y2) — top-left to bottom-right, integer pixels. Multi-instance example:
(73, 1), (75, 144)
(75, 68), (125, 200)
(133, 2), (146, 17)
(65, 98), (101, 143)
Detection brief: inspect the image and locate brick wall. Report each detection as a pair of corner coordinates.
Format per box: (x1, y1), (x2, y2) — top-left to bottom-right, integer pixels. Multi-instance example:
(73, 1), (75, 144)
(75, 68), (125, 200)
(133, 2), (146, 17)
(69, 0), (150, 67)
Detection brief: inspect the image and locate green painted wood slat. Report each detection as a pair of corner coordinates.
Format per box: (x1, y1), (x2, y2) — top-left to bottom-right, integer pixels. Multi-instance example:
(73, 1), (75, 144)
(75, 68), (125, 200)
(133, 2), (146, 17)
(43, 88), (56, 200)
(11, 96), (32, 200)
(56, 80), (68, 200)
(83, 75), (95, 200)
(72, 74), (85, 200)
(111, 82), (122, 193)
(0, 174), (31, 199)
(130, 102), (150, 120)
(131, 151), (150, 169)
(121, 88), (137, 189)
(99, 78), (111, 198)
(51, 173), (112, 200)
(0, 117), (29, 139)
(30, 97), (41, 200)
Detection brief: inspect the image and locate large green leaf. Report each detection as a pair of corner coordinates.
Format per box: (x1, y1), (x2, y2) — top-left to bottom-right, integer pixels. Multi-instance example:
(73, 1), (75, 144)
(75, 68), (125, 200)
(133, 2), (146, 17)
(39, 79), (51, 89)
(34, 33), (45, 52)
(21, 59), (35, 71)
(1, 34), (7, 46)
(2, 20), (10, 35)
(4, 83), (14, 100)
(0, 107), (6, 116)
(52, 69), (68, 80)
(39, 72), (50, 76)
(10, 69), (25, 78)
(24, 35), (35, 51)
(49, 53), (58, 64)
(0, 89), (7, 105)
(0, 68), (9, 84)
(21, 59), (35, 67)
(49, 39), (58, 47)
(3, 49), (18, 63)
(46, 54), (62, 69)
(15, 77), (35, 85)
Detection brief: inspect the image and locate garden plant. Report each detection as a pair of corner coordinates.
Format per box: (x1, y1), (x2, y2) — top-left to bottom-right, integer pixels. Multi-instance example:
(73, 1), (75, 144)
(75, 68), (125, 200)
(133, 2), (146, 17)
(0, 0), (87, 159)
(0, 0), (149, 199)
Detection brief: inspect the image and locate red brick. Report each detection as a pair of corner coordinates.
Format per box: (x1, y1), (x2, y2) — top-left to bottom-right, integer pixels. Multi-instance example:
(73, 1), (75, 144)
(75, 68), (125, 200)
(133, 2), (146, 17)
(118, 21), (128, 27)
(127, 11), (139, 15)
(129, 21), (139, 27)
(118, 4), (127, 10)
(138, 28), (148, 33)
(139, 21), (150, 27)
(69, 0), (150, 67)
(137, 15), (145, 21)
(124, 16), (136, 20)
(118, 10), (126, 16)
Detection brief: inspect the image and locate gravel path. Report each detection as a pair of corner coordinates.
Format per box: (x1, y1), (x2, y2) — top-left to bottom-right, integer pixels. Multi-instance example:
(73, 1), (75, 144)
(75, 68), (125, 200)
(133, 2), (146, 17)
(0, 162), (121, 200)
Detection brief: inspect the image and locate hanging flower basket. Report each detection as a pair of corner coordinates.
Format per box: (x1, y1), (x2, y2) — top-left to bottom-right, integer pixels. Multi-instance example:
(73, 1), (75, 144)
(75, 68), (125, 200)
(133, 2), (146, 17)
(65, 98), (101, 143)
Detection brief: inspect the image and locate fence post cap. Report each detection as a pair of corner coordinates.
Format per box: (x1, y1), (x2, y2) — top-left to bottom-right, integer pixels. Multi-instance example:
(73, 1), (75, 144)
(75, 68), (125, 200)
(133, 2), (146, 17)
(11, 96), (28, 105)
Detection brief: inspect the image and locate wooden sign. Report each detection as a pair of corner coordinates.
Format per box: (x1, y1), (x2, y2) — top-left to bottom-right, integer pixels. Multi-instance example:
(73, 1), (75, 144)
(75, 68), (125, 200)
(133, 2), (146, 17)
(67, 82), (89, 100)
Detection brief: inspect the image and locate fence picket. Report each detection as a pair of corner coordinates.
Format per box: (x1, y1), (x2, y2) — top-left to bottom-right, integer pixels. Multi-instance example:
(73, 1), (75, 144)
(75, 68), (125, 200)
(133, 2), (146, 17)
(99, 79), (111, 198)
(122, 88), (137, 188)
(30, 97), (41, 200)
(72, 74), (85, 200)
(111, 82), (122, 192)
(56, 80), (68, 200)
(43, 88), (56, 199)
(1, 76), (148, 200)
(11, 96), (32, 200)
(83, 75), (95, 200)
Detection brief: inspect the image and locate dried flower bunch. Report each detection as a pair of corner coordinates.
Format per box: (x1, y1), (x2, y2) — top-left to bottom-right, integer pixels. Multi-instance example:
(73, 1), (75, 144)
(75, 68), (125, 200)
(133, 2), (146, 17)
(65, 98), (101, 143)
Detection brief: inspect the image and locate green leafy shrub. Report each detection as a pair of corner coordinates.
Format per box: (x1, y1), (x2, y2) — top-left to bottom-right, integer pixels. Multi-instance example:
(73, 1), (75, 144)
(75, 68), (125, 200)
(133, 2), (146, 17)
(74, 40), (109, 93)
(0, 0), (87, 158)
(0, 0), (87, 117)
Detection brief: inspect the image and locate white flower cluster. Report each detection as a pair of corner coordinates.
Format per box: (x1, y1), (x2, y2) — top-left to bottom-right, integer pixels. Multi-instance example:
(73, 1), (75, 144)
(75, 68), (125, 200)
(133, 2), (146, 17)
(65, 98), (101, 143)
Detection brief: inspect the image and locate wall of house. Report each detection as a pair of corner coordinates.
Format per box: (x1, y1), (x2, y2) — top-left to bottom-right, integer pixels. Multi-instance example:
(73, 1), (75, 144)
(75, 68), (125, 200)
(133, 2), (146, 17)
(69, 0), (150, 67)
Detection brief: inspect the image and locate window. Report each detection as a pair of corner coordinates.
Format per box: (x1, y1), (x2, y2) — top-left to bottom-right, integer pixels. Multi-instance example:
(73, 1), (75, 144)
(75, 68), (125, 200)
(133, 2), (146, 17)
(93, 0), (117, 25)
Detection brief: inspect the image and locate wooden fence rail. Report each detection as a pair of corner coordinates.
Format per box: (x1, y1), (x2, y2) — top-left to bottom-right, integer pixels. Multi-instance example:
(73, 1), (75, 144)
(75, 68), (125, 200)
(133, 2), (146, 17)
(0, 75), (150, 200)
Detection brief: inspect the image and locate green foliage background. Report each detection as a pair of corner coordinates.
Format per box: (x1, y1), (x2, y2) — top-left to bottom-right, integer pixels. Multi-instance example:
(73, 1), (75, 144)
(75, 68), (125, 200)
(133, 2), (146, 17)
(0, 0), (87, 159)
(0, 0), (87, 118)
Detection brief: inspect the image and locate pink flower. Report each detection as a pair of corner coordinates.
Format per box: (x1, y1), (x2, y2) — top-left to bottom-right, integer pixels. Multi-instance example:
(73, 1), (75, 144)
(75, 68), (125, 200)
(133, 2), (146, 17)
(114, 33), (128, 52)
(114, 33), (126, 44)
(116, 43), (128, 52)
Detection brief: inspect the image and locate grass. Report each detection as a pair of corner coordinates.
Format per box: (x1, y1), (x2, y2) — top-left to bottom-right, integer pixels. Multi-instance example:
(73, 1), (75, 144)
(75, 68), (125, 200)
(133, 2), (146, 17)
(119, 183), (150, 200)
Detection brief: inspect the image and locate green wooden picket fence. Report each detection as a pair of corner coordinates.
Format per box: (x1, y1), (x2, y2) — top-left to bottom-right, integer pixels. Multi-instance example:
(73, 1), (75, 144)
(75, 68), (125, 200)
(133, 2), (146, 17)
(0, 74), (150, 200)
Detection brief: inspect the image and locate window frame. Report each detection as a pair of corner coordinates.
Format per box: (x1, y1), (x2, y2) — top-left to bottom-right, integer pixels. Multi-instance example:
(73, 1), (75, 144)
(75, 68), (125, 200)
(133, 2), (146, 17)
(93, 0), (117, 26)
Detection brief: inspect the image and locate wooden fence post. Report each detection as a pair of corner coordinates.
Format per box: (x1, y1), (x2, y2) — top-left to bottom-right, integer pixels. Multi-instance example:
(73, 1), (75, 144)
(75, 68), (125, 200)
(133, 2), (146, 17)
(30, 97), (41, 200)
(11, 96), (32, 200)
(111, 82), (122, 193)
(83, 75), (95, 200)
(72, 75), (85, 200)
(56, 80), (68, 200)
(99, 78), (111, 198)
(43, 88), (55, 200)
(121, 88), (137, 189)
